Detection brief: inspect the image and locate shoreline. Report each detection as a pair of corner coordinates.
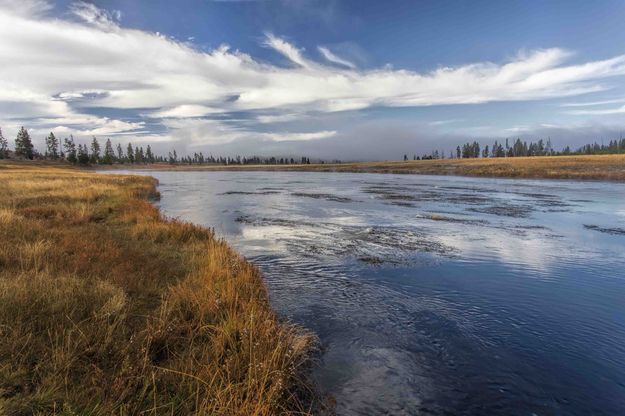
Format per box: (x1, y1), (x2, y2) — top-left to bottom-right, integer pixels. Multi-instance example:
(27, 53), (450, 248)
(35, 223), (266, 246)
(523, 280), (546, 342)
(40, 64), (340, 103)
(0, 163), (321, 414)
(96, 154), (625, 182)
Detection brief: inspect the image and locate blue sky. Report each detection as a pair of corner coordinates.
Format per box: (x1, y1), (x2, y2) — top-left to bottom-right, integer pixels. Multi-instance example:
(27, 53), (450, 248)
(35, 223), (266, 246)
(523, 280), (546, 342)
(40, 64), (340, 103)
(2, 0), (625, 159)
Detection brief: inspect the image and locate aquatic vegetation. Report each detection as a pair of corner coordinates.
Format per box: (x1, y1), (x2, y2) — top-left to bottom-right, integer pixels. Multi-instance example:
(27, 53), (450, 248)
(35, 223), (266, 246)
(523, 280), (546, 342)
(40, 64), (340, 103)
(583, 224), (625, 235)
(291, 192), (355, 203)
(0, 163), (319, 415)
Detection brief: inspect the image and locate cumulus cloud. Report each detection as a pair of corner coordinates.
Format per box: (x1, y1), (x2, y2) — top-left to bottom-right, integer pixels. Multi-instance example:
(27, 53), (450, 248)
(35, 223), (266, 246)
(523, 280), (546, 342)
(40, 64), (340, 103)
(2, 1), (625, 152)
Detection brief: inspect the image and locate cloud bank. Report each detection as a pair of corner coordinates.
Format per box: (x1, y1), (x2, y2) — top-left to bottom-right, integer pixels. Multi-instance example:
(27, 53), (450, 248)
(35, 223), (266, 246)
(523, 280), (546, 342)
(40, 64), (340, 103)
(1, 0), (625, 156)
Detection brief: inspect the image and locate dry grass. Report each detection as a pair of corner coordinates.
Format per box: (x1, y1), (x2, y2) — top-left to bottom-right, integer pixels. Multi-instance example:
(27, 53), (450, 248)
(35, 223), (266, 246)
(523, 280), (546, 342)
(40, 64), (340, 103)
(0, 162), (319, 415)
(105, 154), (625, 181)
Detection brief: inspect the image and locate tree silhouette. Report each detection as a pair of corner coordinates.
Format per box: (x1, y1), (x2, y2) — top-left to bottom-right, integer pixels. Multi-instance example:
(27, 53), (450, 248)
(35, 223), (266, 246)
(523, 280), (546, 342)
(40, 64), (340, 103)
(15, 127), (34, 159)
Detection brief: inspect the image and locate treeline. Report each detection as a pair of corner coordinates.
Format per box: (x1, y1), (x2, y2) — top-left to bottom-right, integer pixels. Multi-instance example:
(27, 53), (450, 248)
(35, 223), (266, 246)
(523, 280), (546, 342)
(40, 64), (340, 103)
(0, 127), (323, 165)
(404, 137), (625, 160)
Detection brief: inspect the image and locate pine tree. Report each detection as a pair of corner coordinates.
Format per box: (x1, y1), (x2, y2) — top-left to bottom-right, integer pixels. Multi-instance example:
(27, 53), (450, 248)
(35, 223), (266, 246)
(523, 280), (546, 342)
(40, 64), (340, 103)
(135, 146), (144, 163)
(15, 127), (34, 159)
(0, 128), (7, 159)
(45, 132), (59, 159)
(127, 143), (135, 163)
(482, 144), (489, 158)
(64, 136), (77, 164)
(90, 137), (101, 164)
(77, 144), (90, 165)
(102, 139), (115, 164)
(116, 143), (124, 162)
(146, 145), (154, 164)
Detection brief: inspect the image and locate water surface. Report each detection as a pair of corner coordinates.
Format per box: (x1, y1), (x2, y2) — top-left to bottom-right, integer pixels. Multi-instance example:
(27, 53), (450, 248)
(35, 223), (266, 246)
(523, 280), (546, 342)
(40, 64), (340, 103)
(112, 171), (625, 415)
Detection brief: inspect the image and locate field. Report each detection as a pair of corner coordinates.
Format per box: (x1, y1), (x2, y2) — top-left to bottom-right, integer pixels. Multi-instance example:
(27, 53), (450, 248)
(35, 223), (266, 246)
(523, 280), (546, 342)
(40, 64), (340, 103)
(0, 163), (318, 415)
(107, 155), (625, 181)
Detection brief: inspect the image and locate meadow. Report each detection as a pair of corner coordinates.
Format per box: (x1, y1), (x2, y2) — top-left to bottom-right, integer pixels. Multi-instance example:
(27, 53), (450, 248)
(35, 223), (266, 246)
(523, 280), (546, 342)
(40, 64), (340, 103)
(109, 155), (625, 181)
(0, 162), (317, 415)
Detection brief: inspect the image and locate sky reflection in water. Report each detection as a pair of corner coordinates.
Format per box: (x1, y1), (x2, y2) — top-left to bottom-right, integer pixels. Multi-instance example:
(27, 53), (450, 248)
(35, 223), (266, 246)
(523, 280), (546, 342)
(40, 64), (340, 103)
(112, 171), (625, 415)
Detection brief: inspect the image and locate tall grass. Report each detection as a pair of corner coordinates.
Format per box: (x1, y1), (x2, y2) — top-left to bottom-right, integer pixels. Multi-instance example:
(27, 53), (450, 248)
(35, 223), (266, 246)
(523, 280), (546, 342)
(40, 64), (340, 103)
(0, 163), (319, 415)
(107, 154), (625, 181)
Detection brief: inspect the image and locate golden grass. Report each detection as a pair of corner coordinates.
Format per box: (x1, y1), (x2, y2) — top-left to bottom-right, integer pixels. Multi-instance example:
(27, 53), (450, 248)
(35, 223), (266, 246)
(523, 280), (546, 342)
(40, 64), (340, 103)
(0, 162), (319, 415)
(105, 154), (625, 181)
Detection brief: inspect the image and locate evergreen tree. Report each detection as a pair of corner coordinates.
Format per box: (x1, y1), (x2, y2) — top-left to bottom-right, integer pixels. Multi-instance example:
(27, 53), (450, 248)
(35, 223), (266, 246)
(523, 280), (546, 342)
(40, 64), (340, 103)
(127, 143), (135, 163)
(102, 139), (115, 164)
(90, 137), (101, 164)
(545, 138), (553, 155)
(146, 145), (154, 163)
(15, 127), (34, 159)
(135, 146), (144, 163)
(64, 136), (77, 164)
(482, 145), (489, 158)
(116, 143), (124, 162)
(77, 144), (90, 165)
(45, 132), (59, 159)
(0, 128), (7, 159)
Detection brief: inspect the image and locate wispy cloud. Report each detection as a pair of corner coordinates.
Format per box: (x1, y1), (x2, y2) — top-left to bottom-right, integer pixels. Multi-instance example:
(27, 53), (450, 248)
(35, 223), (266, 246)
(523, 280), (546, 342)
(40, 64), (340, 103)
(318, 46), (356, 69)
(70, 1), (121, 28)
(147, 105), (224, 118)
(264, 32), (312, 68)
(561, 97), (625, 107)
(263, 130), (336, 142)
(566, 105), (625, 115)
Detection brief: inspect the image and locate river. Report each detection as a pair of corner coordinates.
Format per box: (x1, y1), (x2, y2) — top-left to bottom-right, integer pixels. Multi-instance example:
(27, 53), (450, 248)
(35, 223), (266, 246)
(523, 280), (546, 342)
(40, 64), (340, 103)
(110, 170), (625, 415)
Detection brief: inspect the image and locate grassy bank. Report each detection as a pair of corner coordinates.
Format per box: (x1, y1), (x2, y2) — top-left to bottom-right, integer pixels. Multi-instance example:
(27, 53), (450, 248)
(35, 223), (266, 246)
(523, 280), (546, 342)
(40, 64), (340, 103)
(0, 163), (317, 415)
(104, 154), (625, 181)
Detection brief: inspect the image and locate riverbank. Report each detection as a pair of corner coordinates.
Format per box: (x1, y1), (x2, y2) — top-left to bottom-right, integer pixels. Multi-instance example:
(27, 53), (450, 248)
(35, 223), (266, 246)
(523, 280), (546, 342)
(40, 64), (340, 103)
(0, 163), (318, 415)
(102, 154), (625, 181)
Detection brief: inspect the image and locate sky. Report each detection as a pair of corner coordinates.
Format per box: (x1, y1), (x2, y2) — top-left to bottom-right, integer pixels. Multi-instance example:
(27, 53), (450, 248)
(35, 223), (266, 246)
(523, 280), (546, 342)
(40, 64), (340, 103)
(2, 0), (625, 160)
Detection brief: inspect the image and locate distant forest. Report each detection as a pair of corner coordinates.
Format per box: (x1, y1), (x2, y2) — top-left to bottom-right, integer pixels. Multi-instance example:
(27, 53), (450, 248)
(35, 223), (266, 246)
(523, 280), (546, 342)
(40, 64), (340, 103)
(405, 137), (625, 161)
(1, 125), (624, 165)
(0, 127), (323, 165)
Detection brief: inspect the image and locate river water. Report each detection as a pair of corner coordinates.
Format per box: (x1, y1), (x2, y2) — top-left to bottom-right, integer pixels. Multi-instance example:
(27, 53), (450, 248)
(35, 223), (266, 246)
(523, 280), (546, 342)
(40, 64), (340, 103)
(111, 171), (625, 415)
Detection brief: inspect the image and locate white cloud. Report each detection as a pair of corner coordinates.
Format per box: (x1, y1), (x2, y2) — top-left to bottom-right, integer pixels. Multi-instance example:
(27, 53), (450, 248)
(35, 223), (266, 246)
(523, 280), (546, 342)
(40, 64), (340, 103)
(160, 117), (336, 146)
(0, 0), (52, 17)
(561, 97), (625, 107)
(147, 105), (224, 118)
(256, 113), (301, 123)
(264, 33), (312, 68)
(262, 130), (336, 142)
(318, 46), (356, 69)
(2, 2), (625, 148)
(429, 119), (463, 126)
(566, 105), (625, 115)
(70, 1), (121, 28)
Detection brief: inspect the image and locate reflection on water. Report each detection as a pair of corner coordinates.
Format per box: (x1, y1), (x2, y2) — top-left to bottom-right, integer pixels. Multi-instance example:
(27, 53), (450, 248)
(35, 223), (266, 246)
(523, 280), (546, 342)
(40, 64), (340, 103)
(110, 171), (625, 415)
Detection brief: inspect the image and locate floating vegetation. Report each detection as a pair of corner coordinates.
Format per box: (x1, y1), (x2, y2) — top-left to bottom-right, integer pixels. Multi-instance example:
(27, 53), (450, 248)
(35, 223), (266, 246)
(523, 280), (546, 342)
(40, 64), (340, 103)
(291, 192), (355, 202)
(584, 224), (625, 235)
(419, 213), (489, 225)
(219, 190), (281, 195)
(467, 204), (534, 218)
